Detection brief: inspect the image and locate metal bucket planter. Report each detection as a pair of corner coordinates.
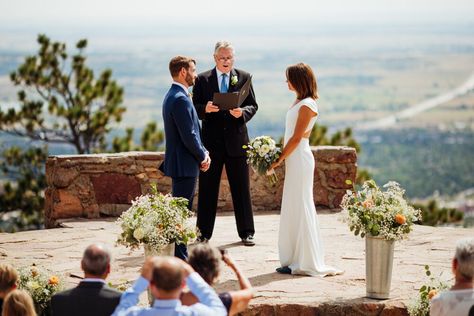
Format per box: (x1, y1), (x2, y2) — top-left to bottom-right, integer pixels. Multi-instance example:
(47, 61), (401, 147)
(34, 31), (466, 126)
(144, 243), (175, 304)
(365, 235), (395, 299)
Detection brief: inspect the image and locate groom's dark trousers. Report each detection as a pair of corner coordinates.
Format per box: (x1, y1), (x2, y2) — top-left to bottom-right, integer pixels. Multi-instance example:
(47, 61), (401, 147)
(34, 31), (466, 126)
(171, 176), (197, 260)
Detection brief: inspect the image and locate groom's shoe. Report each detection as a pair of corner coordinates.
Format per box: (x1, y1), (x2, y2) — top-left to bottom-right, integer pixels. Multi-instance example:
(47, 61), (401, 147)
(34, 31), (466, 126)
(276, 266), (292, 274)
(241, 235), (255, 246)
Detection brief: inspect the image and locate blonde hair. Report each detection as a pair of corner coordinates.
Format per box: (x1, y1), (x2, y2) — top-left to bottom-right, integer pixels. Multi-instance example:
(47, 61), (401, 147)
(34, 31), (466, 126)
(2, 289), (37, 316)
(0, 264), (18, 293)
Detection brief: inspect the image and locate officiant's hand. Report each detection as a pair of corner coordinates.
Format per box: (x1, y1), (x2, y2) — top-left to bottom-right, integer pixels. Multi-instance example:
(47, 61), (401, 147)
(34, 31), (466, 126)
(229, 107), (243, 118)
(205, 101), (219, 113)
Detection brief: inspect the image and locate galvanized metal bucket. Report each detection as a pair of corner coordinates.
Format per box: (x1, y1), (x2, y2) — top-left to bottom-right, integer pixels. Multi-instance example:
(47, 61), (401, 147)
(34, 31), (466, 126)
(365, 236), (395, 299)
(144, 243), (175, 304)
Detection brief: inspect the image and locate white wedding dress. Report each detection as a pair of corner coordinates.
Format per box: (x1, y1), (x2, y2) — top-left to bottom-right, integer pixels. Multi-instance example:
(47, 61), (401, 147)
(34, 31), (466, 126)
(278, 97), (343, 276)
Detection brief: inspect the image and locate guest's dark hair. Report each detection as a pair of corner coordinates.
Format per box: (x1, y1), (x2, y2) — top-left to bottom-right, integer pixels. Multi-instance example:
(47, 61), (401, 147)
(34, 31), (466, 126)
(81, 244), (111, 276)
(286, 63), (319, 100)
(169, 56), (196, 78)
(151, 258), (183, 292)
(188, 244), (221, 285)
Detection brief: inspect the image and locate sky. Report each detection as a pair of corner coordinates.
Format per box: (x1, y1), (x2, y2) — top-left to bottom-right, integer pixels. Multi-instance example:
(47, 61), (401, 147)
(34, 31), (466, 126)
(1, 0), (473, 28)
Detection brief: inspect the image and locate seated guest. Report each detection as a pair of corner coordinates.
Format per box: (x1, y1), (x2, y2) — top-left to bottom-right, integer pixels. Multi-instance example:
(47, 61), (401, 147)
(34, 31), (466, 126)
(182, 244), (254, 316)
(431, 238), (474, 316)
(112, 256), (226, 316)
(2, 289), (36, 316)
(0, 264), (18, 314)
(51, 243), (121, 316)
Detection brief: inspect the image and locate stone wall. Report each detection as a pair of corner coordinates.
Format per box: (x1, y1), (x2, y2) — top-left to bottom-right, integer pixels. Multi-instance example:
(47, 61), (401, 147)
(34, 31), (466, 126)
(44, 146), (356, 227)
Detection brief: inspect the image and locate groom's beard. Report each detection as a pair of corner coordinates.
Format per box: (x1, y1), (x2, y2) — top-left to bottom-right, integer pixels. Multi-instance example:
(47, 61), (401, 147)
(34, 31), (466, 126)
(185, 73), (195, 87)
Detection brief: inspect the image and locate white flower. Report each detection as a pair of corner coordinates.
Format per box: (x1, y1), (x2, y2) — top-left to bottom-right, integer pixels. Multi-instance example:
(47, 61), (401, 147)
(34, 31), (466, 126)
(133, 228), (145, 240)
(260, 144), (270, 155)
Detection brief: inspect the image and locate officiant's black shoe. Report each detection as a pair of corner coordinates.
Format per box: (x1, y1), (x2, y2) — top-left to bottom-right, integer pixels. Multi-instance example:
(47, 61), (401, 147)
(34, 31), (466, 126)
(241, 235), (255, 246)
(276, 266), (292, 274)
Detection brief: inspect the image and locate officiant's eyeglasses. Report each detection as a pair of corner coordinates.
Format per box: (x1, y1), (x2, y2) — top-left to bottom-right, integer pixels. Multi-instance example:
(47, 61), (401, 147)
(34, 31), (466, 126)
(217, 57), (234, 62)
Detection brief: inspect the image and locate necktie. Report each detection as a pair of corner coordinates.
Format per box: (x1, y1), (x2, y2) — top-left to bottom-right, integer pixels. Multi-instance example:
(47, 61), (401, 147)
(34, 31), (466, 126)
(220, 73), (228, 93)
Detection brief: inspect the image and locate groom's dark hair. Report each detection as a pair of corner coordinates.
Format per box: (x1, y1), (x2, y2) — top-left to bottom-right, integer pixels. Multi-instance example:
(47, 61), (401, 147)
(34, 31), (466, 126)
(169, 56), (196, 78)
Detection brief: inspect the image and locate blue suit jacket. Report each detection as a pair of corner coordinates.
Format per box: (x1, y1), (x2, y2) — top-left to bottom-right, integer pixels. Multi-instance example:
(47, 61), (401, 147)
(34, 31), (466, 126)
(162, 84), (207, 178)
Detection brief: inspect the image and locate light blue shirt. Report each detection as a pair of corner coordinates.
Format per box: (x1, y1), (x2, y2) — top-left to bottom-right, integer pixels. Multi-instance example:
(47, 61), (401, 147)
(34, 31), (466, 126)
(216, 68), (230, 93)
(112, 273), (226, 316)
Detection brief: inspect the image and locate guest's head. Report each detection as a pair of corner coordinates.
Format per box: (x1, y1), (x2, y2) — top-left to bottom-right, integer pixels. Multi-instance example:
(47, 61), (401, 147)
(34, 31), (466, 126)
(213, 41), (235, 73)
(286, 62), (319, 100)
(0, 264), (18, 299)
(188, 244), (221, 285)
(453, 238), (474, 284)
(81, 243), (112, 279)
(169, 56), (197, 88)
(149, 257), (184, 299)
(2, 289), (36, 316)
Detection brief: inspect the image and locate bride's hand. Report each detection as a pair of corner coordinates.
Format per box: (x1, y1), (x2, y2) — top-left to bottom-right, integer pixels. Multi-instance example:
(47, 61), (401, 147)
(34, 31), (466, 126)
(269, 160), (280, 172)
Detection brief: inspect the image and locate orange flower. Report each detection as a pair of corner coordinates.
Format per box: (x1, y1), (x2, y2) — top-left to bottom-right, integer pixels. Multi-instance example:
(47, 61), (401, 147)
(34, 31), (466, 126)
(428, 289), (438, 300)
(48, 276), (59, 285)
(395, 214), (406, 225)
(362, 199), (374, 208)
(31, 268), (38, 277)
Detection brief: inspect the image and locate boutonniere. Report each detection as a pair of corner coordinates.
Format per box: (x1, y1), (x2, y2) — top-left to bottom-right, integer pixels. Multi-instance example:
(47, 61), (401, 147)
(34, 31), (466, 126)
(230, 75), (238, 86)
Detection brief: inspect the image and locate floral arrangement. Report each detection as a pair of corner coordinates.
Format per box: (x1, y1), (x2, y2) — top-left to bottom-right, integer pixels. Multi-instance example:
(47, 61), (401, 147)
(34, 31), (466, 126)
(243, 135), (281, 185)
(407, 265), (449, 316)
(18, 265), (64, 312)
(116, 185), (198, 251)
(341, 179), (421, 241)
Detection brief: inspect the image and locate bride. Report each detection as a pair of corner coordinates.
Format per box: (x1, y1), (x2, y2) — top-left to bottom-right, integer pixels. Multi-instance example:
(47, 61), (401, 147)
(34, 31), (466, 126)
(269, 63), (343, 277)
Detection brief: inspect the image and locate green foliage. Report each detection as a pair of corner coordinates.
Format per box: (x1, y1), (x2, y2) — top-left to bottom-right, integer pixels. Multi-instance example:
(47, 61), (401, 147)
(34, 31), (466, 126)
(1, 34), (126, 154)
(112, 122), (164, 152)
(308, 125), (368, 184)
(408, 265), (449, 316)
(0, 146), (47, 214)
(358, 129), (474, 198)
(0, 35), (164, 231)
(412, 199), (464, 226)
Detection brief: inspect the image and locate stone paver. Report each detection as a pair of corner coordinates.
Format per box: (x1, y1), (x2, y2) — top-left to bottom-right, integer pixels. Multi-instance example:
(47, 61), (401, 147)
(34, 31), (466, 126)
(1, 211), (472, 315)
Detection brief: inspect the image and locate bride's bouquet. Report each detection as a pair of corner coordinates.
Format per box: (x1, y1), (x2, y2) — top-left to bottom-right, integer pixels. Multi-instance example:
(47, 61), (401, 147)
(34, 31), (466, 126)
(243, 135), (281, 185)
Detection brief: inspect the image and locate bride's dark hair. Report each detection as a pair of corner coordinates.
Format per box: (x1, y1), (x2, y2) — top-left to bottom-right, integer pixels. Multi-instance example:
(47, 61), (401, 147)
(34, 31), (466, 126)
(286, 63), (319, 100)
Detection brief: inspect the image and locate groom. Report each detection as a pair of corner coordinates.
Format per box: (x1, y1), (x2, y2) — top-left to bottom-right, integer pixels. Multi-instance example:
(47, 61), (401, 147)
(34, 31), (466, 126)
(161, 56), (210, 260)
(192, 41), (258, 246)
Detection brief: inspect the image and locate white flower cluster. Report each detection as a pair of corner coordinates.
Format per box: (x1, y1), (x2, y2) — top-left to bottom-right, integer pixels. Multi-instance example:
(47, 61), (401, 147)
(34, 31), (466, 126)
(117, 186), (197, 251)
(244, 135), (281, 177)
(341, 180), (422, 241)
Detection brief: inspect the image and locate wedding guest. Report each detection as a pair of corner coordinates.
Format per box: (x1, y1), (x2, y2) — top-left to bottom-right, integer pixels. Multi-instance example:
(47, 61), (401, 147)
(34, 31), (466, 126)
(2, 289), (36, 316)
(193, 40), (258, 246)
(51, 243), (121, 316)
(112, 256), (226, 316)
(0, 264), (18, 314)
(181, 244), (254, 316)
(430, 238), (474, 316)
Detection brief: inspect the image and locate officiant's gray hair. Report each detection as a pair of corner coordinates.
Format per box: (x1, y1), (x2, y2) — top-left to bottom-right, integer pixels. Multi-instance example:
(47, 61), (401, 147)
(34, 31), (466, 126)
(455, 238), (474, 279)
(81, 243), (112, 276)
(214, 41), (234, 55)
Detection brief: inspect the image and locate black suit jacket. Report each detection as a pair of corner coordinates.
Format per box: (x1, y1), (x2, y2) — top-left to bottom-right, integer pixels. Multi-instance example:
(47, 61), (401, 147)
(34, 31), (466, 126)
(51, 281), (121, 316)
(192, 68), (258, 157)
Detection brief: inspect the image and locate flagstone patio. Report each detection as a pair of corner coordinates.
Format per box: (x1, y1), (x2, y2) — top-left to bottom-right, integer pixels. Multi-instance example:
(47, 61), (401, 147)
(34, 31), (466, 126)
(1, 211), (471, 315)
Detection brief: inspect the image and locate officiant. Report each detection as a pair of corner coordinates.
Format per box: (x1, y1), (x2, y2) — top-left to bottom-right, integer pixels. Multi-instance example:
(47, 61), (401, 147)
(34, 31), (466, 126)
(192, 41), (258, 246)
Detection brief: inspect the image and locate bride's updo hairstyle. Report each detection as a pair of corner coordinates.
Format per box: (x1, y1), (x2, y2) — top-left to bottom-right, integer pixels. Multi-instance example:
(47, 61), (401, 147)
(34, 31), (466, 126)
(286, 63), (319, 100)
